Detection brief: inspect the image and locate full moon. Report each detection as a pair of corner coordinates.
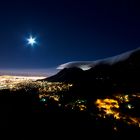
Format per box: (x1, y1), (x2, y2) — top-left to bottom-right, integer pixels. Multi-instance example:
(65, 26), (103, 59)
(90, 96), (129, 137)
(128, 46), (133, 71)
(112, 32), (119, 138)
(27, 35), (36, 46)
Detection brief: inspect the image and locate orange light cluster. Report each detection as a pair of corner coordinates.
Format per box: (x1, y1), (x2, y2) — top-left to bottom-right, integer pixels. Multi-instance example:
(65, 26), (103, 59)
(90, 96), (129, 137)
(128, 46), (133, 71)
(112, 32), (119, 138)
(95, 95), (140, 128)
(95, 98), (120, 119)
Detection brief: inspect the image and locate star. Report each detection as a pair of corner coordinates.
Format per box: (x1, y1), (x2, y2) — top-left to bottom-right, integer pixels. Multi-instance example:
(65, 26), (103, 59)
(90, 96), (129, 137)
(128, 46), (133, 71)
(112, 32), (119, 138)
(27, 35), (36, 46)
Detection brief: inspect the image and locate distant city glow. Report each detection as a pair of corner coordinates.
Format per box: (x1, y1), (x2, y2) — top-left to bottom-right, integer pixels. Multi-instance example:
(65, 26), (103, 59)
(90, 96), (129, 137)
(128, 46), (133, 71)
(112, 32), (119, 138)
(1, 75), (140, 130)
(27, 35), (36, 46)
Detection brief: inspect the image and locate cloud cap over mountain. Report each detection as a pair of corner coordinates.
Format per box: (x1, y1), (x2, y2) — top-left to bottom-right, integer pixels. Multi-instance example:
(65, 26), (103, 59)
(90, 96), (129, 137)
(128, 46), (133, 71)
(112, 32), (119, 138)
(57, 47), (140, 70)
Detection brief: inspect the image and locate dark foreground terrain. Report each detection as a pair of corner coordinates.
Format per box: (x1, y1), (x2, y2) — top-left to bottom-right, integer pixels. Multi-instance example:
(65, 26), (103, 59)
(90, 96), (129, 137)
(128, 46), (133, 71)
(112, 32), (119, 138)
(0, 88), (140, 139)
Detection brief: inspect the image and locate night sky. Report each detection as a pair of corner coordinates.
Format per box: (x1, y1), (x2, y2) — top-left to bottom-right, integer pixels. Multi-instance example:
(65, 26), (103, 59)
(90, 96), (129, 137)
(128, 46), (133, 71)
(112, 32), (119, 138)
(0, 0), (140, 70)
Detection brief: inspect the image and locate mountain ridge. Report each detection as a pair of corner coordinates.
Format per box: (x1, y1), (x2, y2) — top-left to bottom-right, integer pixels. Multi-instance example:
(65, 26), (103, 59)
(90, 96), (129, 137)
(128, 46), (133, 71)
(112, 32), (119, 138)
(45, 47), (140, 93)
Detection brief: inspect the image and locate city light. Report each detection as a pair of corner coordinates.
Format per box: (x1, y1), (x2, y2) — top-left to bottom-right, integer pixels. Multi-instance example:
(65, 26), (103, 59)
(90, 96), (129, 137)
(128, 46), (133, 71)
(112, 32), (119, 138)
(1, 75), (140, 130)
